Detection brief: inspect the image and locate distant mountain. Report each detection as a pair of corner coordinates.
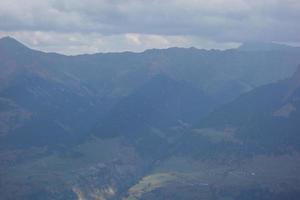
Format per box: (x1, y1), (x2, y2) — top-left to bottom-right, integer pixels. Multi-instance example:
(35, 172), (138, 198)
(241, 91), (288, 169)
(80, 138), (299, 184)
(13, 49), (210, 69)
(238, 41), (300, 51)
(0, 36), (29, 52)
(1, 37), (300, 148)
(1, 37), (300, 199)
(2, 37), (300, 97)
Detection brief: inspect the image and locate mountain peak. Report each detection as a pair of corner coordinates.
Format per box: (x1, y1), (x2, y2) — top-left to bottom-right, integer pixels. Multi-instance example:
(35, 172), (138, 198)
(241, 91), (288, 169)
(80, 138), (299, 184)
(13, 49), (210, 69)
(0, 36), (16, 41)
(0, 36), (29, 51)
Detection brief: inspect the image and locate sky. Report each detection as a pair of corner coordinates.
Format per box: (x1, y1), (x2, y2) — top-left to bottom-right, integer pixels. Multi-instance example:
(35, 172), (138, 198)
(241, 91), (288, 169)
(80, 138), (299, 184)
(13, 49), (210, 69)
(0, 0), (299, 55)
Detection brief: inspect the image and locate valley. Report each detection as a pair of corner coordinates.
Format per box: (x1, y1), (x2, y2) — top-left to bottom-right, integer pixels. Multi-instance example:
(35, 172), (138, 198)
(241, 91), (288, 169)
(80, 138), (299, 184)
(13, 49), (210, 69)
(1, 37), (300, 199)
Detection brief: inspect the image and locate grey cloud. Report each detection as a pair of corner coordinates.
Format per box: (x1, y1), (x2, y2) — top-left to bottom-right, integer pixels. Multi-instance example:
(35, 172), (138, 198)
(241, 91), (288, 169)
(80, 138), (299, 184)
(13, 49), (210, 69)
(0, 0), (299, 54)
(0, 31), (240, 55)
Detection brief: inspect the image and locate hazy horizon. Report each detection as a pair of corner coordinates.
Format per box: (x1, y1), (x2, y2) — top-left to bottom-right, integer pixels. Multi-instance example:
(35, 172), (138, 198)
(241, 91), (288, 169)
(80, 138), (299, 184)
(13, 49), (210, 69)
(1, 0), (299, 55)
(2, 36), (300, 56)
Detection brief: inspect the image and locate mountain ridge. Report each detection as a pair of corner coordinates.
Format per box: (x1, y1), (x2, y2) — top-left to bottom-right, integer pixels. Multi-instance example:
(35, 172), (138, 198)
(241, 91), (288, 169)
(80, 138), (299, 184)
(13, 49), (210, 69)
(1, 36), (300, 199)
(1, 36), (300, 56)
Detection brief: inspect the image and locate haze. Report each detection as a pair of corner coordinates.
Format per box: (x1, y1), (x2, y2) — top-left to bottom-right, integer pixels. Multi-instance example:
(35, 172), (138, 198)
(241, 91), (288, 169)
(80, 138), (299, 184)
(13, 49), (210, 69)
(0, 0), (300, 54)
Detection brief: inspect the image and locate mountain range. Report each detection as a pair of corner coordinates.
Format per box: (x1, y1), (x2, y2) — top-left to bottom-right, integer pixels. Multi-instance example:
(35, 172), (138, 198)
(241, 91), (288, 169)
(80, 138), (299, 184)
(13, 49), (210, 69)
(1, 36), (300, 199)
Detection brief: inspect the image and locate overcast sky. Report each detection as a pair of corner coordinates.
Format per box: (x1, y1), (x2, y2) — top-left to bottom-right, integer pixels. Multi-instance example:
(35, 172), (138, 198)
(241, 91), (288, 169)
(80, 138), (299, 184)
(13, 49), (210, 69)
(0, 0), (299, 55)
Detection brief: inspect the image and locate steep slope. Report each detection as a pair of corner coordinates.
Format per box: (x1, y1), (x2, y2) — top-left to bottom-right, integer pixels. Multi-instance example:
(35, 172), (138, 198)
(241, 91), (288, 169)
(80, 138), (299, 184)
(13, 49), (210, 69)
(0, 37), (108, 148)
(0, 74), (103, 148)
(199, 65), (300, 154)
(94, 74), (214, 138)
(123, 66), (300, 200)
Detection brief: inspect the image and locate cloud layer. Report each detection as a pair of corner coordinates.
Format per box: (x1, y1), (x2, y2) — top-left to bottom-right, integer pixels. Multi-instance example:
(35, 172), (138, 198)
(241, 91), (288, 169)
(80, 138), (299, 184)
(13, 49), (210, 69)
(0, 0), (299, 54)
